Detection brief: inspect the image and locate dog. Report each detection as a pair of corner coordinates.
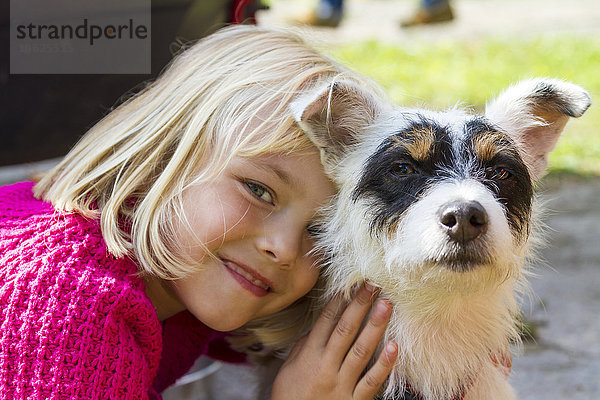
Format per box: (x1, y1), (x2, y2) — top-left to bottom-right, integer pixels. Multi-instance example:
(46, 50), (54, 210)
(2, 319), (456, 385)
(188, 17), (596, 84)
(291, 78), (591, 399)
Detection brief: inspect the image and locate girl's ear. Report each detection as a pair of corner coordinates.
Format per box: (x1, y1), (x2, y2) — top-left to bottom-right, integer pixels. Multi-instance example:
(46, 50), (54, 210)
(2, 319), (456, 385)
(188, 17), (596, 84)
(290, 81), (384, 173)
(485, 78), (591, 180)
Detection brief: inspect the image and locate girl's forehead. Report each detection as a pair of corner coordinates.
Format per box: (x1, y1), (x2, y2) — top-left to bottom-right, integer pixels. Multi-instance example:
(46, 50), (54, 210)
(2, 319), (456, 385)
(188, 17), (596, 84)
(241, 151), (318, 179)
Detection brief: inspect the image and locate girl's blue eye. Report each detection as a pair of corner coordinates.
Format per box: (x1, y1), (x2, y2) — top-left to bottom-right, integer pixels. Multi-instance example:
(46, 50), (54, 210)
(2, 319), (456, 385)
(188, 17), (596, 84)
(246, 182), (273, 203)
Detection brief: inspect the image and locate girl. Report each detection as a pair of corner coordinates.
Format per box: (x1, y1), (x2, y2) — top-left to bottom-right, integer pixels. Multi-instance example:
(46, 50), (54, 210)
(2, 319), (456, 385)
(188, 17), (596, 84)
(0, 26), (397, 399)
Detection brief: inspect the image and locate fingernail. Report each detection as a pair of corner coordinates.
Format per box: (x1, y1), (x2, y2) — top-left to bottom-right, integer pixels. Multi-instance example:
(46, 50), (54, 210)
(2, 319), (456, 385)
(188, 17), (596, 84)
(374, 299), (392, 317)
(377, 298), (392, 309)
(385, 341), (398, 355)
(364, 281), (377, 293)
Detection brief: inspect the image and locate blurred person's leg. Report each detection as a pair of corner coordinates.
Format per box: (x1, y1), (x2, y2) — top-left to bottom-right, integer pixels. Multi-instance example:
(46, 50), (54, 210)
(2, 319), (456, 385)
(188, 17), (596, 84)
(401, 0), (454, 27)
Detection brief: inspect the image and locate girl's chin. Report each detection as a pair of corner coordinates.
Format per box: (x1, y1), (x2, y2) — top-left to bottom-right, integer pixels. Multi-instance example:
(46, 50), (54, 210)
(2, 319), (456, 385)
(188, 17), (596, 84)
(189, 309), (250, 332)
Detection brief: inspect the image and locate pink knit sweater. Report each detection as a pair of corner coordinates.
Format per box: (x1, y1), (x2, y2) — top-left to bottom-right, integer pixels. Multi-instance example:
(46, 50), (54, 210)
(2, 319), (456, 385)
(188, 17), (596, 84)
(0, 182), (245, 399)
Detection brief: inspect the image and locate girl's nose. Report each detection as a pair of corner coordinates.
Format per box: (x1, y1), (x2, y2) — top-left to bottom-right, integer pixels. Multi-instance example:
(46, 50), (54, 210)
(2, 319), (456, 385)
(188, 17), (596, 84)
(262, 249), (293, 270)
(261, 241), (297, 270)
(259, 224), (304, 270)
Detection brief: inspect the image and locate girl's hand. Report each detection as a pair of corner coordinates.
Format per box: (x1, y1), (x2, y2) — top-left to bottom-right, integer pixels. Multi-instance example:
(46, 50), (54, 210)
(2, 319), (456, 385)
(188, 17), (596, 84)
(271, 282), (397, 400)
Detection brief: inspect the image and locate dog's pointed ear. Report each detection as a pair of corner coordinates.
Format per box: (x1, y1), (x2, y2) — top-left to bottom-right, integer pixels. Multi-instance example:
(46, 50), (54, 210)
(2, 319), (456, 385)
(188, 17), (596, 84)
(291, 81), (384, 173)
(485, 78), (591, 180)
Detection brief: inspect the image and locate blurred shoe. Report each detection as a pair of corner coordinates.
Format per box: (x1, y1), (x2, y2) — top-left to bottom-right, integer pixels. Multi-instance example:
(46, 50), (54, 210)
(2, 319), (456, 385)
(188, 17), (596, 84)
(291, 3), (343, 28)
(400, 2), (454, 27)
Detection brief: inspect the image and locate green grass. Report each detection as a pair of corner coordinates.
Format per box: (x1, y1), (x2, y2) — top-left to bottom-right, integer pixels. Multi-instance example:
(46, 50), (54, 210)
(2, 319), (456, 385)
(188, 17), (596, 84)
(329, 36), (600, 176)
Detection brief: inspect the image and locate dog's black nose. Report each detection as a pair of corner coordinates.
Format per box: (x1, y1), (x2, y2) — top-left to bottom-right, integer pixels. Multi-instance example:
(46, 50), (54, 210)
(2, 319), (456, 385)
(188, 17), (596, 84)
(439, 200), (488, 244)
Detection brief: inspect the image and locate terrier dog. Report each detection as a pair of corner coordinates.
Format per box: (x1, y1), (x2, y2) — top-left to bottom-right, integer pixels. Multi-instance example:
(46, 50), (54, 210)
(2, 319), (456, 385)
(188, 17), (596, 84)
(291, 78), (591, 399)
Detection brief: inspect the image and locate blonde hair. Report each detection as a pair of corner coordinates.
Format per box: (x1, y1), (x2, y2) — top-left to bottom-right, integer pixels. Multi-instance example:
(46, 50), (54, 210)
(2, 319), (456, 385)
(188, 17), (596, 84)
(34, 25), (367, 348)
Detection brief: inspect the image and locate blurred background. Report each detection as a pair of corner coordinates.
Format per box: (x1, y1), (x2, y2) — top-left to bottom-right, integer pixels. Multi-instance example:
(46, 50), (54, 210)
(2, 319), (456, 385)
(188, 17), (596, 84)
(2, 1), (599, 399)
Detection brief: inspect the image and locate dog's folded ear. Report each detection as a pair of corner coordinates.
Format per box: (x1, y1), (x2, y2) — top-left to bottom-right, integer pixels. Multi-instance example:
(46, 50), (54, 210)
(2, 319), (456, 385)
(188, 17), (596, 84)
(485, 78), (592, 180)
(290, 80), (384, 173)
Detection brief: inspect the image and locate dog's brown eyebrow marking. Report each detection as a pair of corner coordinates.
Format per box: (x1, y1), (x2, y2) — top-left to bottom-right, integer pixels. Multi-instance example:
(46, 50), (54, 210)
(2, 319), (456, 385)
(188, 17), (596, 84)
(390, 126), (436, 161)
(471, 131), (513, 162)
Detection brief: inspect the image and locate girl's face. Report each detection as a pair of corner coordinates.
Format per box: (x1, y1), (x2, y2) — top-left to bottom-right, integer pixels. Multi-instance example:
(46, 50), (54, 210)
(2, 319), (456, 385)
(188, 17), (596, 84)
(168, 150), (335, 331)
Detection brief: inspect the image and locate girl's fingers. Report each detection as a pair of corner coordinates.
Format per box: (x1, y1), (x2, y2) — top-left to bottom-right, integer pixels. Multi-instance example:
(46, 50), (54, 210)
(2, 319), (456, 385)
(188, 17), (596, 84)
(354, 341), (398, 400)
(304, 292), (348, 349)
(325, 282), (379, 366)
(274, 282), (395, 400)
(285, 334), (309, 363)
(340, 298), (393, 383)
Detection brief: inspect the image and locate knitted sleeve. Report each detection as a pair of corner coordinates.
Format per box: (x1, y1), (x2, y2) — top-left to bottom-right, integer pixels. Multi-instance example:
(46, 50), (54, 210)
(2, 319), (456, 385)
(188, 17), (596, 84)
(0, 182), (163, 399)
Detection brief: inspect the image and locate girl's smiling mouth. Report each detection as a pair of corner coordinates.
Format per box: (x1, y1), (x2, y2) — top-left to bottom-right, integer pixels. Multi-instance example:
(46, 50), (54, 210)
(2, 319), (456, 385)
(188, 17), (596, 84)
(221, 258), (273, 297)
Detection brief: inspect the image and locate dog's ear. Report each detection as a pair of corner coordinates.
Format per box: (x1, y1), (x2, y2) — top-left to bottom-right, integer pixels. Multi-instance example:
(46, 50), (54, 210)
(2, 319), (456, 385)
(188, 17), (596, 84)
(485, 78), (591, 180)
(290, 80), (383, 173)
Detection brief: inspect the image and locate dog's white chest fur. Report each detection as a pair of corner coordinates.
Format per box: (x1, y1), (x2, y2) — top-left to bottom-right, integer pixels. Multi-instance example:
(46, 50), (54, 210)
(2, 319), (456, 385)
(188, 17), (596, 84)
(292, 78), (591, 399)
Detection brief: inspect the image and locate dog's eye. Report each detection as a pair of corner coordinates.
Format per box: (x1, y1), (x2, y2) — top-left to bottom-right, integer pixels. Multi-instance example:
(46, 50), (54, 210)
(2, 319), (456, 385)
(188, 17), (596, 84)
(489, 167), (513, 180)
(390, 162), (415, 176)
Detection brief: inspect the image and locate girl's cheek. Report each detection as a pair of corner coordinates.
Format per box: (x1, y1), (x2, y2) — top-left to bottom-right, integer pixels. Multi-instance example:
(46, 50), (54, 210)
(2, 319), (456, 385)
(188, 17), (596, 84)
(303, 240), (325, 267)
(299, 253), (321, 284)
(302, 267), (320, 296)
(206, 193), (255, 243)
